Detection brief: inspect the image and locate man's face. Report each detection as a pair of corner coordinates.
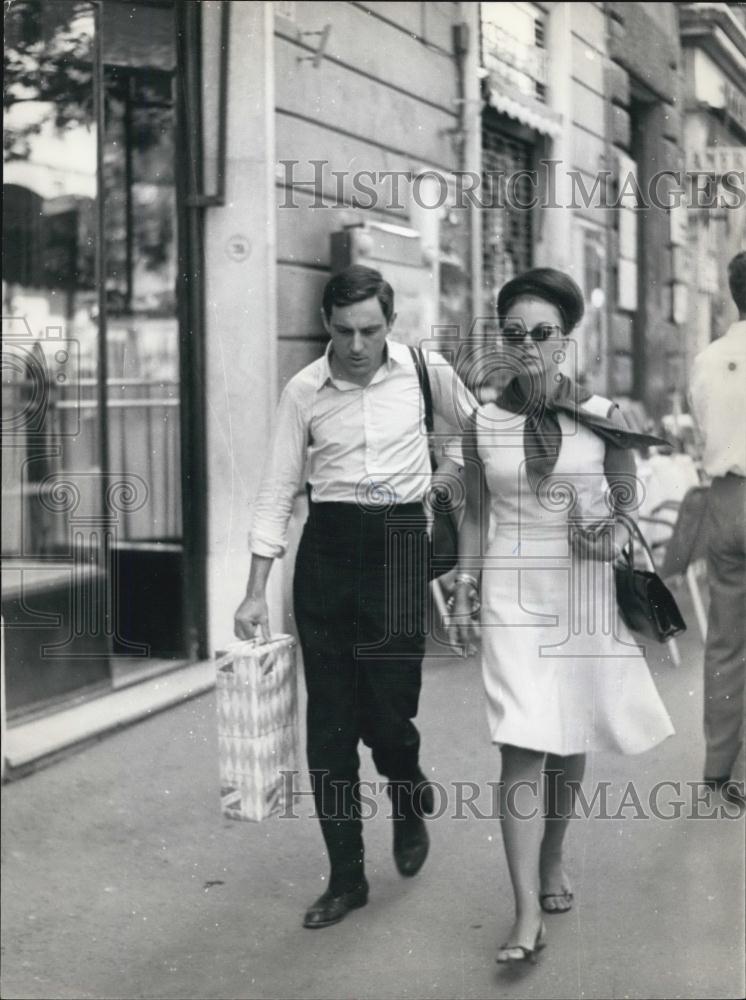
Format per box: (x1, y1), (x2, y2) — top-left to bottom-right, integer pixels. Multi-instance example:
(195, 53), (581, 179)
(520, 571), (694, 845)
(322, 296), (393, 383)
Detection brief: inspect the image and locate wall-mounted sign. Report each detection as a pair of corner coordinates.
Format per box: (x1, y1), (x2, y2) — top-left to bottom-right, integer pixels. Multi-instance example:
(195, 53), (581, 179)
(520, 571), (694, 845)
(225, 234), (252, 262)
(692, 48), (746, 133)
(672, 282), (688, 326)
(687, 146), (746, 174)
(481, 1), (547, 100)
(617, 152), (638, 313)
(669, 203), (688, 247)
(723, 80), (746, 133)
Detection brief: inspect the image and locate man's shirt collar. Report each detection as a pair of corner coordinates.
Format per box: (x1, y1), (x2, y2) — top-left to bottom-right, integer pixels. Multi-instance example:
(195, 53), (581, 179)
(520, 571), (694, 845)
(316, 337), (414, 391)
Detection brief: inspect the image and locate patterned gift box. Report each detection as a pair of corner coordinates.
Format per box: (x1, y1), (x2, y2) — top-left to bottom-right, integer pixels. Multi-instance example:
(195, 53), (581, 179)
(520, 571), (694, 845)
(215, 635), (298, 821)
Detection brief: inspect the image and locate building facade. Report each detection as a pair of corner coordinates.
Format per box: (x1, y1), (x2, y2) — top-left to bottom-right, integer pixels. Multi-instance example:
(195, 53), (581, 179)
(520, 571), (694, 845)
(679, 2), (746, 376)
(2, 1), (742, 765)
(1, 0), (478, 750)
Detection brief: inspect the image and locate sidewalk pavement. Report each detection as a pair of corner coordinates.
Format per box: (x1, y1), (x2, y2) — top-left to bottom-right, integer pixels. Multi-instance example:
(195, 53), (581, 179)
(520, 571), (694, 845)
(2, 592), (745, 1000)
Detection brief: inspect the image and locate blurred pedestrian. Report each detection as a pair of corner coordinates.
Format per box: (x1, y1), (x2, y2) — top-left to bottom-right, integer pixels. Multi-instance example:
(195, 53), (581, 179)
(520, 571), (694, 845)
(452, 267), (675, 965)
(234, 265), (472, 928)
(689, 250), (746, 811)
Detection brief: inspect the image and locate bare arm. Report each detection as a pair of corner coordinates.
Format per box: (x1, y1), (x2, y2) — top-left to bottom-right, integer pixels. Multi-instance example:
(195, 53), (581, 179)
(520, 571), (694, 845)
(428, 352), (479, 431)
(451, 413), (489, 648)
(604, 404), (639, 553)
(234, 381), (308, 641)
(234, 554), (274, 640)
(573, 404), (638, 562)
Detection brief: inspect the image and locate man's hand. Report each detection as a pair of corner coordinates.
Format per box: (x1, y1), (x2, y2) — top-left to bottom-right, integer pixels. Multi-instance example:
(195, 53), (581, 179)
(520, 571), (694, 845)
(234, 593), (270, 641)
(234, 554), (274, 641)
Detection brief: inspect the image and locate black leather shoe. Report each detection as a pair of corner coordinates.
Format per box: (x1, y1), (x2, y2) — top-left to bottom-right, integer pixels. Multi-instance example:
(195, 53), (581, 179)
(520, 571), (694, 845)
(302, 882), (369, 929)
(393, 816), (430, 877)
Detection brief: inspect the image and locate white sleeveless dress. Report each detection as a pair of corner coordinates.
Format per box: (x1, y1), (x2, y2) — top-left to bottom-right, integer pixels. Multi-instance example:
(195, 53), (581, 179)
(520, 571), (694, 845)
(475, 395), (675, 756)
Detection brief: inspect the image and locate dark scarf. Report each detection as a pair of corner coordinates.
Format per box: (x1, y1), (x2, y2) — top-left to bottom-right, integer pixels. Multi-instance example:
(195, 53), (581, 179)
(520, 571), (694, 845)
(495, 374), (671, 494)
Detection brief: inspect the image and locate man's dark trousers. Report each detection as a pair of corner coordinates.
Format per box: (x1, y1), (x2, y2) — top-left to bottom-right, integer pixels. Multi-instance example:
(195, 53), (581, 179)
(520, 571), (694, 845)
(703, 473), (746, 786)
(294, 498), (429, 893)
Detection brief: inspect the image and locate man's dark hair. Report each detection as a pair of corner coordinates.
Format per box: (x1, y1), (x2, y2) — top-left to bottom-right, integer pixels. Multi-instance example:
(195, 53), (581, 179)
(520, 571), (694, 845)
(322, 265), (394, 322)
(728, 251), (746, 315)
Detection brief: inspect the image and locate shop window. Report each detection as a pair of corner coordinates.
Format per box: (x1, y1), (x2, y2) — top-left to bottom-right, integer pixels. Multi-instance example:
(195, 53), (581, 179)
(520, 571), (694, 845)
(2, 0), (193, 715)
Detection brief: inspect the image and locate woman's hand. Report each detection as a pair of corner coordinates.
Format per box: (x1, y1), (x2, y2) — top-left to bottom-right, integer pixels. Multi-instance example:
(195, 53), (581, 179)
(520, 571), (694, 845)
(569, 520), (623, 562)
(446, 582), (481, 656)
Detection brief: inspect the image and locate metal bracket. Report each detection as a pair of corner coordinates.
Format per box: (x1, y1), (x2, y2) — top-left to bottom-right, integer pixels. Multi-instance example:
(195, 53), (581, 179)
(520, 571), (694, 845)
(297, 24), (332, 67)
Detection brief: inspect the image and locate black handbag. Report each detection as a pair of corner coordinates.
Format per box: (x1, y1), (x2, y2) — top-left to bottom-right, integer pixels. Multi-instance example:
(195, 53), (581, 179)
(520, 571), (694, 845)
(614, 515), (687, 643)
(409, 346), (460, 579)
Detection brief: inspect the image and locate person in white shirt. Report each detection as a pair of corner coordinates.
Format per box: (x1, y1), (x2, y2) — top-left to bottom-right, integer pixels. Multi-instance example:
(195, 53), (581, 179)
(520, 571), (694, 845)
(234, 265), (473, 927)
(689, 250), (746, 810)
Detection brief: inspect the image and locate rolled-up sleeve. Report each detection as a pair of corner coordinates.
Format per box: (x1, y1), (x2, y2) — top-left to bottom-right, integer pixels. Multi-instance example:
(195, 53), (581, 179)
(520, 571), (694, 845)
(249, 382), (308, 558)
(427, 352), (478, 432)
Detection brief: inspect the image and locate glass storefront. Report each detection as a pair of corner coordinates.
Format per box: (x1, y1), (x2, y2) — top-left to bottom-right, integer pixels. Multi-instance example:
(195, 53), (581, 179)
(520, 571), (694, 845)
(2, 0), (202, 716)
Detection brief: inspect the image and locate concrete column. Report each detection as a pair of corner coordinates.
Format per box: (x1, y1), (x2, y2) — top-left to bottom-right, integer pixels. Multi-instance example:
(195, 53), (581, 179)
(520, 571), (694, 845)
(202, 2), (278, 651)
(635, 101), (680, 418)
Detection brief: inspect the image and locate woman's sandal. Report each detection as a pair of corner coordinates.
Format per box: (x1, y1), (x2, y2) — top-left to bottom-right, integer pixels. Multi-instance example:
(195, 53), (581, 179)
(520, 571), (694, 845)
(540, 890), (573, 914)
(496, 923), (547, 965)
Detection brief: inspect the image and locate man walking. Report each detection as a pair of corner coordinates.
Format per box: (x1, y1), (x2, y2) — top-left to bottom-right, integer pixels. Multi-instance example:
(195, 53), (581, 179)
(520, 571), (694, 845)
(234, 265), (472, 926)
(690, 250), (746, 811)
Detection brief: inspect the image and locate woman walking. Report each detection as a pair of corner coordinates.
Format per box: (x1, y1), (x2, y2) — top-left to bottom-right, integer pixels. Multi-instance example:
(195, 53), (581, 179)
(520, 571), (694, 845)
(452, 268), (675, 965)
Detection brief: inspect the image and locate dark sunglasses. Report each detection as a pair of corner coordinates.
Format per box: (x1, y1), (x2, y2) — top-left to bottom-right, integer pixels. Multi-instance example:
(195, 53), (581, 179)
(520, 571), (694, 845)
(499, 322), (564, 344)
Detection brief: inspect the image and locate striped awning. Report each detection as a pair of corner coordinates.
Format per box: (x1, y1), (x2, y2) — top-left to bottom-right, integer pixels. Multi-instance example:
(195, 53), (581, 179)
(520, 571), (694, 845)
(485, 83), (563, 138)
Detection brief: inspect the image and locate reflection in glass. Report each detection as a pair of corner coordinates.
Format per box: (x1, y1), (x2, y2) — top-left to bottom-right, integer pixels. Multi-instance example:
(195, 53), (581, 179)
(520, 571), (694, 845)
(102, 4), (181, 542)
(2, 0), (114, 710)
(3, 0), (99, 558)
(2, 0), (187, 713)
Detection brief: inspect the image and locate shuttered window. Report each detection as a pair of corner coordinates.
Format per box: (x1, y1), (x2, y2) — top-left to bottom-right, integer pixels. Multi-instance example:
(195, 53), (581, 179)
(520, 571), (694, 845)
(481, 123), (535, 314)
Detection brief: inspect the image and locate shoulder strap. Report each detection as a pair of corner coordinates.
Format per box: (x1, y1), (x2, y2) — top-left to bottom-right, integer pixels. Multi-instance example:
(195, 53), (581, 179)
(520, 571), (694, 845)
(408, 345), (434, 434)
(616, 512), (657, 573)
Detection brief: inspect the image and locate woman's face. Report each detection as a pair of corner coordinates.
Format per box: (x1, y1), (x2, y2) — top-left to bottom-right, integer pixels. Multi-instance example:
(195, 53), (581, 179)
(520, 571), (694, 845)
(498, 295), (568, 390)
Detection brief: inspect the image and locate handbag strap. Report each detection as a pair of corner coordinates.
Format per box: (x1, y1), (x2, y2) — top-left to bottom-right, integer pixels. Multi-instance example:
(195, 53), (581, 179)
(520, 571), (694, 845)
(602, 433), (655, 572)
(409, 345), (438, 472)
(615, 512), (657, 573)
(409, 345), (434, 434)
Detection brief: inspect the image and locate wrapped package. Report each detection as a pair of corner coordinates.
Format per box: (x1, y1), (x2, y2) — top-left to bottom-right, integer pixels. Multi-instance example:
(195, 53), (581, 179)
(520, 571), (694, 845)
(215, 634), (298, 821)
